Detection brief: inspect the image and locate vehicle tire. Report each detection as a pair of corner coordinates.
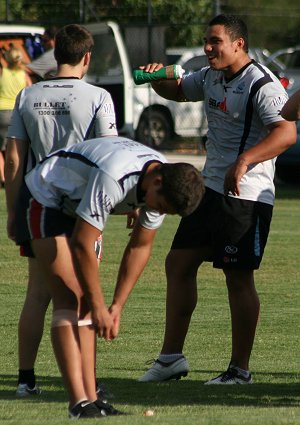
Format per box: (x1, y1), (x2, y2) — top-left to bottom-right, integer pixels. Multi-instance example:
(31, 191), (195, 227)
(136, 110), (172, 149)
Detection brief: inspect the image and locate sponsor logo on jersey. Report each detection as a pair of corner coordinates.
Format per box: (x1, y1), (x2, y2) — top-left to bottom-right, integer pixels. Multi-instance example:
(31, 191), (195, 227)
(103, 103), (114, 115)
(233, 81), (246, 94)
(208, 96), (228, 113)
(271, 96), (286, 107)
(33, 101), (67, 109)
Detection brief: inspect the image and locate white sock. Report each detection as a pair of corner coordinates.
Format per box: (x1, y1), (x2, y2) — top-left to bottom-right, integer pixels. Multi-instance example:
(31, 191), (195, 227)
(158, 353), (183, 363)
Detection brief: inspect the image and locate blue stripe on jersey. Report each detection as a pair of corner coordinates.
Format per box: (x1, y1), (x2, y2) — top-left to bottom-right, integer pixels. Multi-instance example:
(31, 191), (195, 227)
(238, 62), (273, 156)
(40, 150), (98, 168)
(84, 105), (101, 140)
(254, 216), (261, 256)
(118, 171), (141, 194)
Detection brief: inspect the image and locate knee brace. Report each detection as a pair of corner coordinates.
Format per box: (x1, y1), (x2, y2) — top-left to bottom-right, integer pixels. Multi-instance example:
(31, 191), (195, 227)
(51, 309), (78, 328)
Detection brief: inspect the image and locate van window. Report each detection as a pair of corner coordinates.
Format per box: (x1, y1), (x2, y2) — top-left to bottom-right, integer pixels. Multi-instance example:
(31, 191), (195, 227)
(0, 34), (44, 65)
(86, 28), (122, 84)
(85, 23), (126, 131)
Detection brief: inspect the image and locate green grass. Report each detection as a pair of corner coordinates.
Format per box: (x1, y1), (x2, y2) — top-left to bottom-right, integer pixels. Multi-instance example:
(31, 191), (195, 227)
(0, 183), (300, 424)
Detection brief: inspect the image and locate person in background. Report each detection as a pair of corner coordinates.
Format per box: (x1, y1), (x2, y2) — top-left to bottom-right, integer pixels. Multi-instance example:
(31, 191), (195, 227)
(26, 26), (58, 81)
(281, 88), (300, 121)
(0, 47), (31, 187)
(137, 14), (296, 384)
(5, 24), (117, 398)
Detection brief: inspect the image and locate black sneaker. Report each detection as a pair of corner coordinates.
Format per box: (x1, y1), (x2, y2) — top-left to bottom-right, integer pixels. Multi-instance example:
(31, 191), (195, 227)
(94, 398), (125, 416)
(205, 365), (253, 385)
(69, 400), (106, 419)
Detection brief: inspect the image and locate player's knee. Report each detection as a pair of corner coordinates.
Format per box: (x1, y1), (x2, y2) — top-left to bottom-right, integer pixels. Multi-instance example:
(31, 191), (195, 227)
(51, 309), (78, 328)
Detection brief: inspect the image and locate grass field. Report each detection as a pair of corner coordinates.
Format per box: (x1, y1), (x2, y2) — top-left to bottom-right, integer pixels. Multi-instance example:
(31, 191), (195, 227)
(0, 183), (300, 424)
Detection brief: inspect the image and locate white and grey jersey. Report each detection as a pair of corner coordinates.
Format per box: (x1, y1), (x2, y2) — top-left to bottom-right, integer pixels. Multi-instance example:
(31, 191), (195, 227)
(25, 136), (167, 231)
(182, 60), (289, 205)
(7, 77), (117, 171)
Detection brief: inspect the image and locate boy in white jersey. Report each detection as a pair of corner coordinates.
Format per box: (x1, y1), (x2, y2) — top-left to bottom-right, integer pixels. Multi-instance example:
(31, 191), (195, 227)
(4, 24), (117, 398)
(136, 14), (297, 384)
(15, 136), (204, 418)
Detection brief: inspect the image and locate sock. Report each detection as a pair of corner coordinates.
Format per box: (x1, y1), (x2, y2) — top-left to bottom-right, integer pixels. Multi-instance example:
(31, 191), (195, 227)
(18, 369), (36, 388)
(158, 353), (183, 363)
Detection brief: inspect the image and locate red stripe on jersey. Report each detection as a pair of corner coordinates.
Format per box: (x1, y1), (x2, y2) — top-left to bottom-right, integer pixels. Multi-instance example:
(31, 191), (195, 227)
(28, 199), (44, 239)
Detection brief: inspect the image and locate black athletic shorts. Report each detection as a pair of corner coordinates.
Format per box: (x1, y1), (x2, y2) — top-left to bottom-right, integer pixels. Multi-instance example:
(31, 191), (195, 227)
(171, 187), (273, 270)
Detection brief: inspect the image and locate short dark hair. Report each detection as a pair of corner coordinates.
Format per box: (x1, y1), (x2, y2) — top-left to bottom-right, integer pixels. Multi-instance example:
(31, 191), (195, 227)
(54, 24), (94, 66)
(44, 26), (59, 41)
(209, 14), (249, 52)
(156, 163), (205, 217)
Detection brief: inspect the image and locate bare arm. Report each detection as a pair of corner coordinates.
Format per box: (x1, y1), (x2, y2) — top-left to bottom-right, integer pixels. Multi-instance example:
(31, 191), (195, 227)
(109, 222), (157, 336)
(224, 120), (297, 196)
(4, 137), (29, 240)
(281, 89), (300, 121)
(70, 218), (113, 340)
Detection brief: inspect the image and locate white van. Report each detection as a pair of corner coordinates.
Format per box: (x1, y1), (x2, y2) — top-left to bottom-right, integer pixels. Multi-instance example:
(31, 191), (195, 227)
(0, 22), (207, 149)
(85, 21), (207, 149)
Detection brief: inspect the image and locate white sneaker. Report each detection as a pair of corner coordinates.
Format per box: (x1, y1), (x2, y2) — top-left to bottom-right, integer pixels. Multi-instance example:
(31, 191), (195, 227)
(16, 383), (42, 397)
(138, 356), (189, 382)
(204, 366), (253, 385)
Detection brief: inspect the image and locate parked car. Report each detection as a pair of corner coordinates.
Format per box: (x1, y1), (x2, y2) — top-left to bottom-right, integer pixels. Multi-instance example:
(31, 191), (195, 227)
(266, 47), (300, 183)
(266, 46), (300, 94)
(133, 47), (208, 148)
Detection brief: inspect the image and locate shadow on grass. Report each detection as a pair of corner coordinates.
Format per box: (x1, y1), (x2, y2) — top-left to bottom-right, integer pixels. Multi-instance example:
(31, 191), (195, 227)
(0, 372), (299, 408)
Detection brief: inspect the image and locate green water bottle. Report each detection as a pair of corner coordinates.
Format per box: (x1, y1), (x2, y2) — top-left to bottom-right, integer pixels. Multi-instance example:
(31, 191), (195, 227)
(133, 64), (185, 85)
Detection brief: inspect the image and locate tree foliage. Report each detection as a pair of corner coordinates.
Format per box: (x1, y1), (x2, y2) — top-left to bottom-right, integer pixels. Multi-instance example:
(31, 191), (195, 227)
(0, 0), (299, 50)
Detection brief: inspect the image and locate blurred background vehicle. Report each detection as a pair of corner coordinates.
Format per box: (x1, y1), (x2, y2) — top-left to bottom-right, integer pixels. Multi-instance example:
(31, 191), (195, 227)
(0, 24), (44, 64)
(266, 46), (300, 94)
(267, 47), (300, 183)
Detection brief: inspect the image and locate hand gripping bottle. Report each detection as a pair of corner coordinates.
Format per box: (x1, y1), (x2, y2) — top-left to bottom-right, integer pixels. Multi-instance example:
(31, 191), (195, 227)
(133, 64), (185, 85)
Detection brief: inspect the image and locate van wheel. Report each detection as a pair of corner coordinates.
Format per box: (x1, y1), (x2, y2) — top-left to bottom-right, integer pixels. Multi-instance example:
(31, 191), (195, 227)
(136, 111), (172, 149)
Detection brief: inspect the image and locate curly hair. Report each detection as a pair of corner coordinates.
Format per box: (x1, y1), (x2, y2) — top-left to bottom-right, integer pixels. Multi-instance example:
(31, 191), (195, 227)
(155, 162), (205, 217)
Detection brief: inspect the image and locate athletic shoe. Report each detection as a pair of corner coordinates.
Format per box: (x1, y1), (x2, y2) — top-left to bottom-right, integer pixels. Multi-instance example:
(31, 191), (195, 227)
(204, 365), (253, 385)
(96, 382), (114, 401)
(94, 398), (125, 416)
(16, 383), (42, 397)
(138, 356), (189, 382)
(69, 400), (106, 419)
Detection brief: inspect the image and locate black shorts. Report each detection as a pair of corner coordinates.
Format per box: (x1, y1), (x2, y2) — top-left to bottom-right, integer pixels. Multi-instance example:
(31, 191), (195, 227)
(171, 187), (273, 270)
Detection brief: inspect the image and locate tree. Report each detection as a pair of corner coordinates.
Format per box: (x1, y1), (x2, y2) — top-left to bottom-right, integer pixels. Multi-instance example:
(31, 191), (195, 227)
(1, 0), (299, 50)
